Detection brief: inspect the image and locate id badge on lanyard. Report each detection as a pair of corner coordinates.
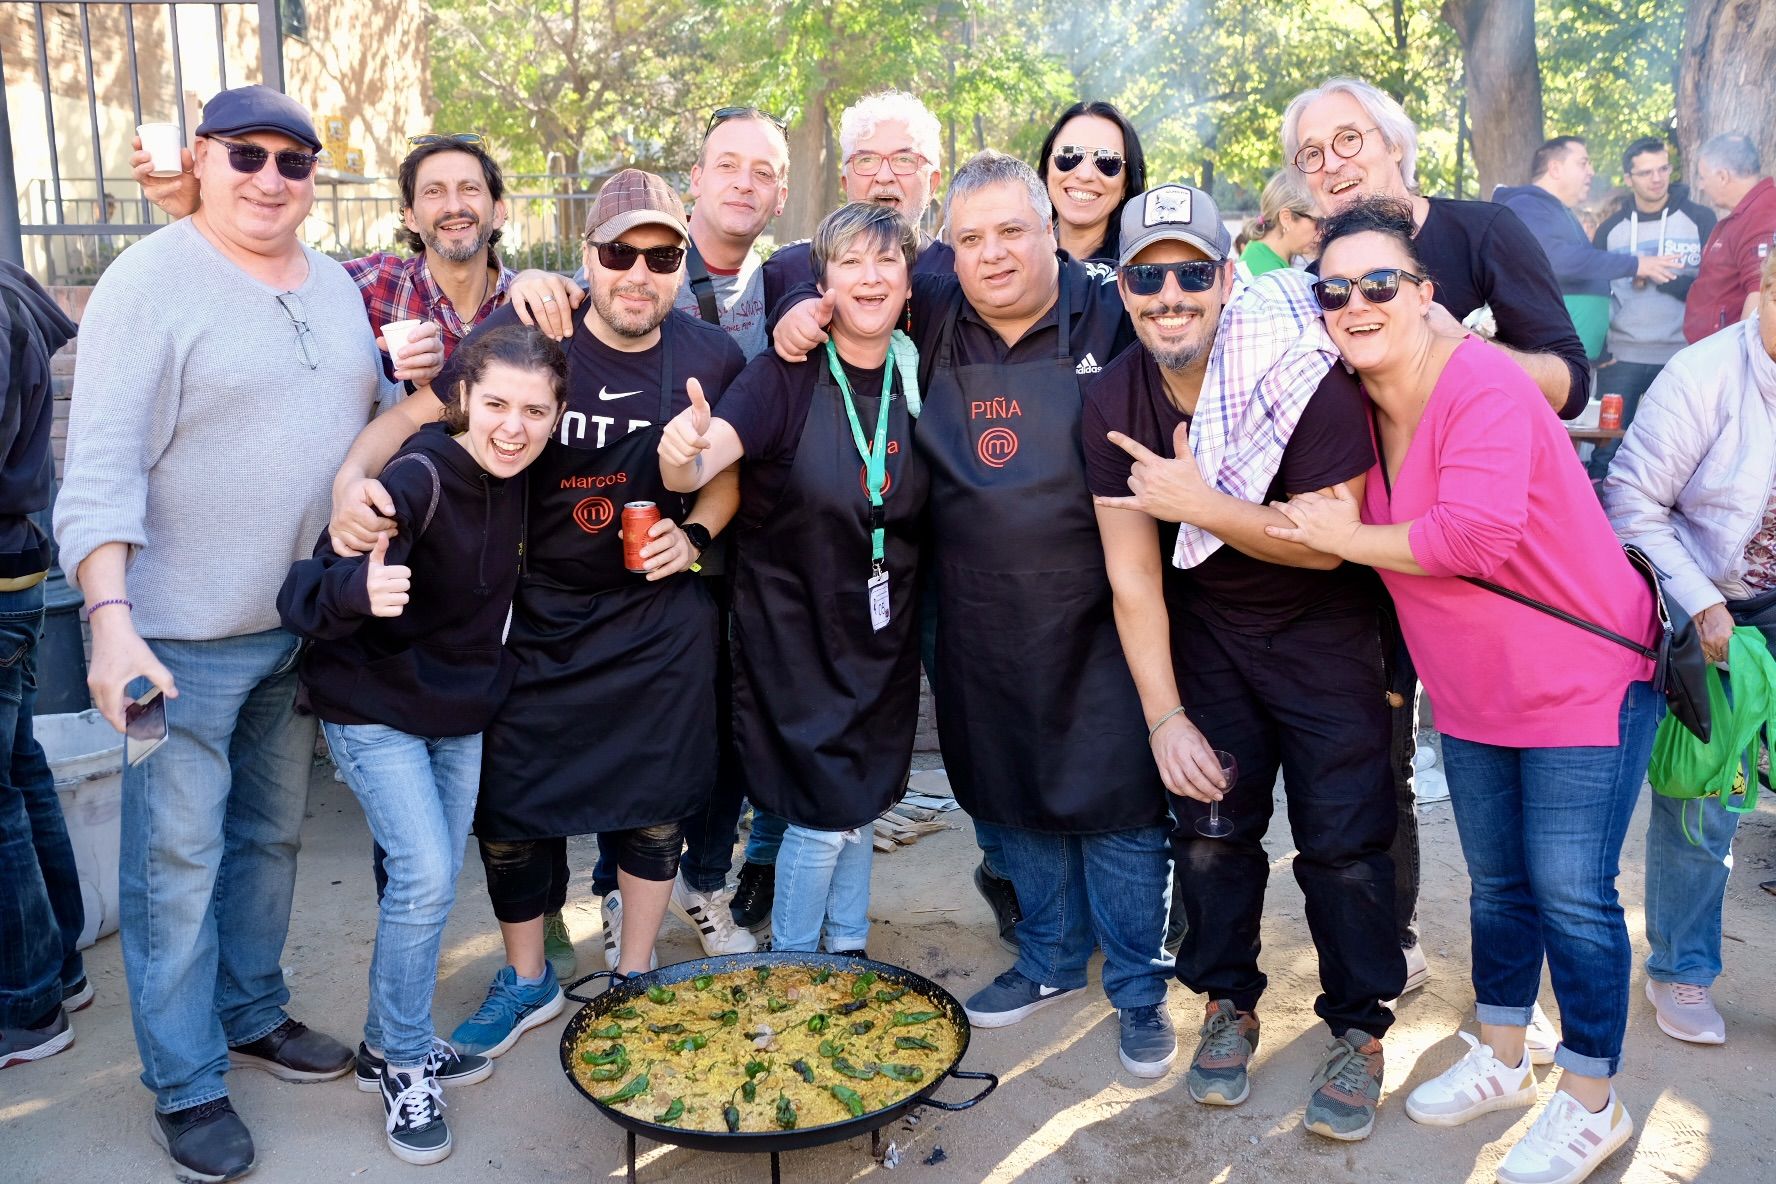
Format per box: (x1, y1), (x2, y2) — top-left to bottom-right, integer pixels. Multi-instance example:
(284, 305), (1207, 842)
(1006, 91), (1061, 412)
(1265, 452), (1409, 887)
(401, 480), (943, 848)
(827, 341), (895, 632)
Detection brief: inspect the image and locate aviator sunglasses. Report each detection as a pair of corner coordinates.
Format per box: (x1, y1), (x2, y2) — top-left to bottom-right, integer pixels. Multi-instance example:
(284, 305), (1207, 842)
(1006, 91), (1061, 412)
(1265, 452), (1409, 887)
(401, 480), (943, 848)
(1052, 145), (1125, 178)
(586, 239), (687, 274)
(209, 136), (319, 181)
(1311, 267), (1426, 312)
(1120, 259), (1221, 297)
(705, 105), (789, 137)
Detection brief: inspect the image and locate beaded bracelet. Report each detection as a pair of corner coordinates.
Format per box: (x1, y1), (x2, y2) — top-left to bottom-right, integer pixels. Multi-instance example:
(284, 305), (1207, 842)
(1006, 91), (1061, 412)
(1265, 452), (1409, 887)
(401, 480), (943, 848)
(83, 598), (133, 620)
(1147, 705), (1187, 740)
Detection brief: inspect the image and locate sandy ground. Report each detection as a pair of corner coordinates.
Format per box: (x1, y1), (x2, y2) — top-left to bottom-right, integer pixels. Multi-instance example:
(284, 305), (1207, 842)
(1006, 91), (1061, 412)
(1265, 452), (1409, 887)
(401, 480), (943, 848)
(5, 756), (1774, 1184)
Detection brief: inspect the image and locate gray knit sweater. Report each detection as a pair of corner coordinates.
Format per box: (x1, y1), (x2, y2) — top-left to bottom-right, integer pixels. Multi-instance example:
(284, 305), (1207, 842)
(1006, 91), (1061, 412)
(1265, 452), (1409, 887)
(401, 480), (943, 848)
(55, 218), (393, 640)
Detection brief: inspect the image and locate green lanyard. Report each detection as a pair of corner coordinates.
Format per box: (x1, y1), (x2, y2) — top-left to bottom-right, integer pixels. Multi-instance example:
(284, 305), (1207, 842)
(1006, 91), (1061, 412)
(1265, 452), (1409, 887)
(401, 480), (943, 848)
(825, 339), (894, 573)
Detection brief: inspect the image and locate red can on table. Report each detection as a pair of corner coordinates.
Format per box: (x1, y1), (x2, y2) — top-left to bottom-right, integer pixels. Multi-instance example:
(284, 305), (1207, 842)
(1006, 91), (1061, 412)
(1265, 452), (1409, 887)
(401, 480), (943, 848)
(622, 501), (660, 573)
(1599, 394), (1624, 431)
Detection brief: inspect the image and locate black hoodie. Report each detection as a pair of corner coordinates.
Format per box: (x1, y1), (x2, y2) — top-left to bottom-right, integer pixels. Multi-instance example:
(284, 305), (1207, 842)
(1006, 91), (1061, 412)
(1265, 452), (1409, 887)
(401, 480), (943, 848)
(278, 422), (522, 736)
(1, 263), (78, 577)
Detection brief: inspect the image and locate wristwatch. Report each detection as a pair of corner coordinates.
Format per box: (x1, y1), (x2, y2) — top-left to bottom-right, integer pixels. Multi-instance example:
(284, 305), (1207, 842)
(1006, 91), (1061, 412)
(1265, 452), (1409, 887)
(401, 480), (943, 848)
(681, 521), (712, 559)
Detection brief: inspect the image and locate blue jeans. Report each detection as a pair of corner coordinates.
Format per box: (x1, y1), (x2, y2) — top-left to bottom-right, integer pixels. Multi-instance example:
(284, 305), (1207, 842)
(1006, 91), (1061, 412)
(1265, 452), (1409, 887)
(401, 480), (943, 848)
(770, 824), (873, 952)
(1440, 680), (1661, 1078)
(324, 723), (480, 1068)
(121, 630), (315, 1112)
(741, 806), (787, 866)
(0, 583), (85, 1026)
(977, 821), (1171, 1009)
(1644, 780), (1742, 987)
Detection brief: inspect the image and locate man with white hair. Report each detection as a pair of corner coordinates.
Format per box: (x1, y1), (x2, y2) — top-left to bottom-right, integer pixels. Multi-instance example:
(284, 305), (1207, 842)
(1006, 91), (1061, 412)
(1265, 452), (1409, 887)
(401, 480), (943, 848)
(1685, 132), (1776, 342)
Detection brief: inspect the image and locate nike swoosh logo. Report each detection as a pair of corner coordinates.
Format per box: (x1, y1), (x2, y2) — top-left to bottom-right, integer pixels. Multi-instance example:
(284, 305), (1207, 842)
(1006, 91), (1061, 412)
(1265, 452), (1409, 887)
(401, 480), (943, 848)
(598, 387), (642, 401)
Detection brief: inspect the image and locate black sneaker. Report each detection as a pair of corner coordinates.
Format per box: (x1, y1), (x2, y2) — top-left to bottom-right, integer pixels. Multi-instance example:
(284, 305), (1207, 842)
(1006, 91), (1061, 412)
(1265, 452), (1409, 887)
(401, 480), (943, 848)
(227, 1017), (354, 1083)
(356, 1039), (493, 1093)
(64, 975), (95, 1012)
(380, 1063), (452, 1165)
(730, 860), (776, 930)
(150, 1098), (255, 1183)
(972, 862), (1022, 954)
(0, 1005), (74, 1070)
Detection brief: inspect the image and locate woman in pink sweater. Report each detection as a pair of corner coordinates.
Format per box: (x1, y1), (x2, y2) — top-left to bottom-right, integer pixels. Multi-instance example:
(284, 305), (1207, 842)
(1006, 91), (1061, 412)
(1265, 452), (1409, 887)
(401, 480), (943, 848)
(1269, 198), (1660, 1184)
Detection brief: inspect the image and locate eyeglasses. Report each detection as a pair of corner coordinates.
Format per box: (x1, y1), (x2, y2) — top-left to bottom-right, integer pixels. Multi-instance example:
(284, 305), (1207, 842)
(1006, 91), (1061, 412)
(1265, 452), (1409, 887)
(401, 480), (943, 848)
(847, 150), (929, 178)
(1293, 127), (1380, 175)
(275, 292), (320, 370)
(585, 240), (686, 274)
(1310, 268), (1426, 312)
(407, 132), (487, 148)
(1052, 145), (1125, 178)
(1628, 163), (1672, 180)
(1120, 260), (1222, 296)
(210, 137), (319, 181)
(705, 106), (788, 138)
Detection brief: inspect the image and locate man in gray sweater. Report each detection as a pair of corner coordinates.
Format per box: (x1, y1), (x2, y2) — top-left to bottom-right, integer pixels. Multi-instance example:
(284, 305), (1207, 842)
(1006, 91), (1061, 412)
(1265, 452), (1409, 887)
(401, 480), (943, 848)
(53, 86), (393, 1183)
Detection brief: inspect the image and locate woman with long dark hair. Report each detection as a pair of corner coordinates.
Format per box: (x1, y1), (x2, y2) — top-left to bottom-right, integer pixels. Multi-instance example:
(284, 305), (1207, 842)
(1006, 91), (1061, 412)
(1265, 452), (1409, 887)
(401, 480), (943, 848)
(1034, 100), (1147, 263)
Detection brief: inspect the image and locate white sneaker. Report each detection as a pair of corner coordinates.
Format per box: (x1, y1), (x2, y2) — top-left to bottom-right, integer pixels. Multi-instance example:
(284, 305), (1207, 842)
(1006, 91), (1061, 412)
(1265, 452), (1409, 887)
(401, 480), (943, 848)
(599, 891), (659, 973)
(1644, 979), (1725, 1044)
(1497, 1089), (1632, 1184)
(1525, 1003), (1560, 1066)
(1405, 1031), (1536, 1126)
(670, 873), (758, 956)
(1384, 943), (1431, 1008)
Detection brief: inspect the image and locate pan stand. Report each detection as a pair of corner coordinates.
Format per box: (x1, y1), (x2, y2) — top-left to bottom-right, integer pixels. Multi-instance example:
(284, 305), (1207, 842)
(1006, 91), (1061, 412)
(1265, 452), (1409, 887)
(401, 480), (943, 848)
(620, 1129), (884, 1183)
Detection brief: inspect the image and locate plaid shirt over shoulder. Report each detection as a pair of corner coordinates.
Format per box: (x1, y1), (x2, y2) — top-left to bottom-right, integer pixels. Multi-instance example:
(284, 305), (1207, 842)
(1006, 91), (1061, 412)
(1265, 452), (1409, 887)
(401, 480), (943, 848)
(344, 250), (515, 376)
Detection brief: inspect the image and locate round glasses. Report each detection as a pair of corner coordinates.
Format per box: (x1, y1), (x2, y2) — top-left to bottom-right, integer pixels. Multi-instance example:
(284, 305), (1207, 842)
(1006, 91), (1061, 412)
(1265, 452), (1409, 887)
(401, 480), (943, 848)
(1293, 127), (1380, 175)
(846, 151), (929, 177)
(209, 137), (318, 181)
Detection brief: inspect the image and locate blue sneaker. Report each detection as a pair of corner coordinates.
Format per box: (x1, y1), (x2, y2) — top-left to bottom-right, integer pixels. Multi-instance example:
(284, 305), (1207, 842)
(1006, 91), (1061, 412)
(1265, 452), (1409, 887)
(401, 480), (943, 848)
(448, 965), (564, 1058)
(963, 968), (1080, 1028)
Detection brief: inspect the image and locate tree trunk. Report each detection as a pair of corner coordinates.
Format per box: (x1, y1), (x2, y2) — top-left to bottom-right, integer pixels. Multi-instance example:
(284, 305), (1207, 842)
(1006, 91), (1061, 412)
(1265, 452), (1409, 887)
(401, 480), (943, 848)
(1676, 0), (1776, 190)
(779, 81), (836, 244)
(1441, 0), (1543, 199)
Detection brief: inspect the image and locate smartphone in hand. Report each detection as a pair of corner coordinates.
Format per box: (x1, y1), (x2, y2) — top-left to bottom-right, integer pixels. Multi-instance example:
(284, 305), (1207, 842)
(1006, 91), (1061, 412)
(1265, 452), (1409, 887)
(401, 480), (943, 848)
(124, 688), (169, 766)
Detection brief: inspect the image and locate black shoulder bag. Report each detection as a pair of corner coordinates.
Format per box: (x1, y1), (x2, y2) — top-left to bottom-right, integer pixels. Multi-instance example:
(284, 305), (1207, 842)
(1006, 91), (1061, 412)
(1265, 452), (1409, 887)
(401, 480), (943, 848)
(684, 241), (721, 326)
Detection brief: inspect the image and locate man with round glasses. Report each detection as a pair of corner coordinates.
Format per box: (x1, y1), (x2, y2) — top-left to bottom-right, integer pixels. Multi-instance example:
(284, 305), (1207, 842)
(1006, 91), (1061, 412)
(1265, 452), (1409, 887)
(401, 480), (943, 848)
(1084, 184), (1401, 1139)
(57, 84), (394, 1183)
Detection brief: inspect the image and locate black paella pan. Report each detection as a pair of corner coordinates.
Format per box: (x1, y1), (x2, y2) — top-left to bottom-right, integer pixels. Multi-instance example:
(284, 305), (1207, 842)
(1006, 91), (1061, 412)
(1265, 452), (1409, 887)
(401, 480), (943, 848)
(559, 951), (996, 1171)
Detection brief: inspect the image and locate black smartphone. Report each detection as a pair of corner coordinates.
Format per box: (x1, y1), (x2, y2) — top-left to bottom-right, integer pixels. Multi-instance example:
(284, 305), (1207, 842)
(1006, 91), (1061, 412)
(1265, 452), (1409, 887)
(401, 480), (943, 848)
(124, 688), (169, 766)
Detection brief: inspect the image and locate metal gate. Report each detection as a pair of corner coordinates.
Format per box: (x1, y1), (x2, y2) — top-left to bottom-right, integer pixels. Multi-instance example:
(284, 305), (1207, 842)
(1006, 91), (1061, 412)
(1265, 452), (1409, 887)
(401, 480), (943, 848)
(0, 0), (286, 276)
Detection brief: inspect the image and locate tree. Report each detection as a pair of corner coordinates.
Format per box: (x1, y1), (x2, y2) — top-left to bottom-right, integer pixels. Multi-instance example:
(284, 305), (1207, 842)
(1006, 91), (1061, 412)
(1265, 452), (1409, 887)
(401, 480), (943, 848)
(1676, 0), (1776, 189)
(1441, 0), (1543, 197)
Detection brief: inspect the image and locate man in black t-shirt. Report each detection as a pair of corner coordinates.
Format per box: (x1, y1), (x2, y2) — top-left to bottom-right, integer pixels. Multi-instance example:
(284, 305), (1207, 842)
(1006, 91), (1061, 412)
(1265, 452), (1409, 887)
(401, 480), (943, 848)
(1087, 185), (1400, 1140)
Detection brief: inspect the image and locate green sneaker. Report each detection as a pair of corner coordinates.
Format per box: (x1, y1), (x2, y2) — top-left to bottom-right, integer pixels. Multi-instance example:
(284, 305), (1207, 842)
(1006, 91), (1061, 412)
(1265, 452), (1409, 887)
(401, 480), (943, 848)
(543, 911), (577, 981)
(1186, 999), (1259, 1106)
(1305, 1029), (1384, 1141)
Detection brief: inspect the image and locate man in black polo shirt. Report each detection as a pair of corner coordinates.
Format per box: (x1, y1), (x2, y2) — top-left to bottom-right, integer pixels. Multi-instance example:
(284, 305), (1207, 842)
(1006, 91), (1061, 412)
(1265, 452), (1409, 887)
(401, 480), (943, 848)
(1086, 184), (1401, 1139)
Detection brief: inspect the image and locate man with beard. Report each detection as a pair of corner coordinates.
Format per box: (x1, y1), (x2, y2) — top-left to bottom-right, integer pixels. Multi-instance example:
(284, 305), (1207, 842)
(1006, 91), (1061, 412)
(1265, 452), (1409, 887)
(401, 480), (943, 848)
(1084, 184), (1401, 1139)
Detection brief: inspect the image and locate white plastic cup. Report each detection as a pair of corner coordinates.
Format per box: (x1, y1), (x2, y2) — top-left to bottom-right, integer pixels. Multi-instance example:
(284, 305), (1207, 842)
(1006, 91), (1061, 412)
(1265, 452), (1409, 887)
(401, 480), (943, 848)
(381, 319), (425, 362)
(137, 122), (183, 177)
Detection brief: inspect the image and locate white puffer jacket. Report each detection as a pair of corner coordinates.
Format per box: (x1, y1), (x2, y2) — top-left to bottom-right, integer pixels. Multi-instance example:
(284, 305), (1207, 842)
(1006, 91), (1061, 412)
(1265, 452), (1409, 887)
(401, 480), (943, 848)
(1602, 313), (1776, 615)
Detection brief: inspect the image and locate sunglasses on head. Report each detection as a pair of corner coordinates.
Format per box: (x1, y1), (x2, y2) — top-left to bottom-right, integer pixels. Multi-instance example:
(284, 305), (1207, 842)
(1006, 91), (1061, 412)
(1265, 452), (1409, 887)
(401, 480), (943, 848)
(586, 239), (686, 275)
(209, 137), (318, 181)
(406, 132), (487, 148)
(1052, 145), (1125, 178)
(705, 106), (788, 138)
(1310, 268), (1426, 312)
(1120, 259), (1221, 297)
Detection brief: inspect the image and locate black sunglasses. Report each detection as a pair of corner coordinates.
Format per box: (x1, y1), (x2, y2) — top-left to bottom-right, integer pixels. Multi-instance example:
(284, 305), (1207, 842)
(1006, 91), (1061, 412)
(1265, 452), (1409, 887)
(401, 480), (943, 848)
(705, 106), (788, 138)
(1120, 260), (1221, 297)
(1052, 145), (1125, 178)
(209, 137), (319, 181)
(1311, 268), (1426, 312)
(406, 132), (487, 148)
(586, 240), (686, 275)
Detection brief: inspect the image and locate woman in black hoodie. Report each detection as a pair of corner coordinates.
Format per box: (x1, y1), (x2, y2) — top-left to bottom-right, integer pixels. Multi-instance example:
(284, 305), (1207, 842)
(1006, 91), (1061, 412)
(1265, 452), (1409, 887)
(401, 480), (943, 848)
(277, 325), (563, 1166)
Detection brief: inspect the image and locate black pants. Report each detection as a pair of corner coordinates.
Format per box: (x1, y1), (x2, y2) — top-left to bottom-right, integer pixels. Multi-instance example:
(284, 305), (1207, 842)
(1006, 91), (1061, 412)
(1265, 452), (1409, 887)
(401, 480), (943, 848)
(1383, 601), (1421, 949)
(1172, 607), (1404, 1038)
(485, 827), (680, 923)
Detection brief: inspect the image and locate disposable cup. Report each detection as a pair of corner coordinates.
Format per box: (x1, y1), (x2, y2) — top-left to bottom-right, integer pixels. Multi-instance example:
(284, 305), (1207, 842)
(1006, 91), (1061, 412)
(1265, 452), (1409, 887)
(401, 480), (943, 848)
(137, 123), (183, 177)
(381, 319), (425, 361)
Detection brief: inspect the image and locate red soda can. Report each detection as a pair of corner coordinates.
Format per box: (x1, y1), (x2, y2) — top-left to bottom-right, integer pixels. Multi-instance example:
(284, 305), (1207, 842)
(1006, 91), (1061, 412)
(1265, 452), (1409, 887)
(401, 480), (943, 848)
(1599, 394), (1624, 431)
(622, 501), (661, 573)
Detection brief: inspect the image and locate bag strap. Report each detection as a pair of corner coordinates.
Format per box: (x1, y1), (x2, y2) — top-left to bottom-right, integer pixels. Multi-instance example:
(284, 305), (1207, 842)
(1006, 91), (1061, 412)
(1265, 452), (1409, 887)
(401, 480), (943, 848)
(380, 452), (442, 538)
(1458, 574), (1659, 662)
(684, 241), (721, 327)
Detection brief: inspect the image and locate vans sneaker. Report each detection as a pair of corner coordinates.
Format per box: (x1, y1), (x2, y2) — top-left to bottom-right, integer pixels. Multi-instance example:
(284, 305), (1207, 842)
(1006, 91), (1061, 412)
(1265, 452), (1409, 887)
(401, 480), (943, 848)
(379, 1063), (451, 1165)
(356, 1038), (492, 1092)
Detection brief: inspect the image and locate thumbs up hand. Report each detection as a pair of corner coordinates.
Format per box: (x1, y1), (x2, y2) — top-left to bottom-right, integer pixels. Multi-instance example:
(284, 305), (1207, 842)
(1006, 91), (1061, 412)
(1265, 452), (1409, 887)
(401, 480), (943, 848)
(364, 531), (412, 618)
(659, 378), (714, 469)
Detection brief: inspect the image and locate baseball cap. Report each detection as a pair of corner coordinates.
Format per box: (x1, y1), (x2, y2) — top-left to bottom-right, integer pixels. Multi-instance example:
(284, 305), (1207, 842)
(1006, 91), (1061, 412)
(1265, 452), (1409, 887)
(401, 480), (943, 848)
(1118, 183), (1231, 266)
(194, 85), (322, 152)
(585, 169), (689, 243)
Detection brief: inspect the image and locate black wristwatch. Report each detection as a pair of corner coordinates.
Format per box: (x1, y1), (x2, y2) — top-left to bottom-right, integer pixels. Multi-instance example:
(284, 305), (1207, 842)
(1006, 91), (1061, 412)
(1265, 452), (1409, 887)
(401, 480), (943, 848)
(681, 522), (712, 558)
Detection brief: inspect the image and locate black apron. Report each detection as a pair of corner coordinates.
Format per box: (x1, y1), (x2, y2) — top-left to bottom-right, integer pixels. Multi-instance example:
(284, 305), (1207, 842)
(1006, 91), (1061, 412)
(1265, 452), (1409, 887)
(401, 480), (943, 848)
(729, 358), (930, 832)
(477, 321), (717, 839)
(917, 275), (1165, 833)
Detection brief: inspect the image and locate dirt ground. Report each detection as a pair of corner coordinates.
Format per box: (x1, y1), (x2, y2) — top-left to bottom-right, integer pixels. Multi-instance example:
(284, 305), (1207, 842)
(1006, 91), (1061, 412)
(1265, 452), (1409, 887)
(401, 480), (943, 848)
(6, 757), (1774, 1184)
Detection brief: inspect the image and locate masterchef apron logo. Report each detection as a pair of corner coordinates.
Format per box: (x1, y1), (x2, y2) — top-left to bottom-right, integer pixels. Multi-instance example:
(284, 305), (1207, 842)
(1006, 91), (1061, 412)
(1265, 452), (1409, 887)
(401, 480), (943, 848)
(860, 439), (900, 495)
(970, 398), (1022, 469)
(572, 495), (615, 534)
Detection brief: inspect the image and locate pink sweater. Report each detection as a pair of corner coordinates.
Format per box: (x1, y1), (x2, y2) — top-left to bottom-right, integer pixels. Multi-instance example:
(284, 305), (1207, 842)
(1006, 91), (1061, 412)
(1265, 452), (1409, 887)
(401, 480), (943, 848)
(1362, 337), (1656, 747)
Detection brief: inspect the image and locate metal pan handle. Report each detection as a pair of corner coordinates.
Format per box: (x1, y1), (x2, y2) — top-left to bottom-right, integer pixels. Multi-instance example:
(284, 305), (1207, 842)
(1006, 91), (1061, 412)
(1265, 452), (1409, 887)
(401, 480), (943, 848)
(563, 970), (621, 1004)
(920, 1067), (998, 1111)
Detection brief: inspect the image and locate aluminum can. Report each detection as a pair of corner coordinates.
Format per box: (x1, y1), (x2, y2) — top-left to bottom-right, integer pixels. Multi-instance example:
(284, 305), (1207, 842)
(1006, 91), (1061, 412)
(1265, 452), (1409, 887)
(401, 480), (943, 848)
(1600, 394), (1624, 431)
(623, 501), (661, 573)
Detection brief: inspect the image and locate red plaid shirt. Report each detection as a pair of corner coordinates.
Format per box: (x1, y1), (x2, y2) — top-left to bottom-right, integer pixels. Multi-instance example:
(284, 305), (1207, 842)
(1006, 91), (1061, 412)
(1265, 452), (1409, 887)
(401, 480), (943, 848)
(344, 250), (515, 378)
